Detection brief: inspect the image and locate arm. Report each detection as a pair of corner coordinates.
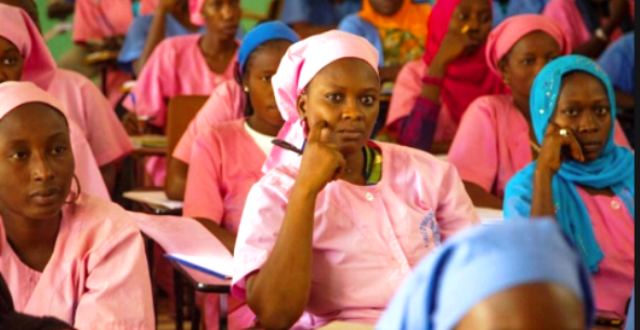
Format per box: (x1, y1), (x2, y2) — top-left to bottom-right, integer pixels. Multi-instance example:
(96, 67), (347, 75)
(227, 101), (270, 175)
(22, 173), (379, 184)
(390, 97), (441, 152)
(379, 65), (402, 84)
(194, 218), (236, 253)
(99, 163), (117, 196)
(573, 0), (630, 58)
(134, 0), (178, 75)
(463, 181), (503, 209)
(530, 167), (556, 217)
(164, 158), (188, 200)
(245, 121), (346, 330)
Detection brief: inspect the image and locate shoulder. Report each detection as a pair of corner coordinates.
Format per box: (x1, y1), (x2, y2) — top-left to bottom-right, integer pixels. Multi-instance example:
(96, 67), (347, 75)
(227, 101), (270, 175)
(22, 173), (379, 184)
(378, 142), (457, 182)
(154, 35), (199, 56)
(53, 69), (95, 89)
(64, 195), (141, 254)
(543, 0), (576, 13)
(464, 95), (513, 118)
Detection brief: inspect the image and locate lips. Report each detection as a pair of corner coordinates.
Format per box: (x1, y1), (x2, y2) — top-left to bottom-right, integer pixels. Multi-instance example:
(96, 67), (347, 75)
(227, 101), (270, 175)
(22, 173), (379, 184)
(337, 128), (365, 141)
(580, 141), (602, 154)
(30, 187), (62, 205)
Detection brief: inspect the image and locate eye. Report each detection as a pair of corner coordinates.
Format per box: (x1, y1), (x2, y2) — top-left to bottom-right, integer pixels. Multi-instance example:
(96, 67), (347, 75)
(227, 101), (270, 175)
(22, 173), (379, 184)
(360, 95), (376, 106)
(52, 146), (67, 155)
(325, 93), (343, 103)
(10, 151), (27, 160)
(260, 75), (272, 82)
(594, 106), (610, 116)
(562, 108), (579, 117)
(1, 57), (18, 66)
(521, 58), (535, 66)
(479, 12), (492, 23)
(457, 13), (469, 21)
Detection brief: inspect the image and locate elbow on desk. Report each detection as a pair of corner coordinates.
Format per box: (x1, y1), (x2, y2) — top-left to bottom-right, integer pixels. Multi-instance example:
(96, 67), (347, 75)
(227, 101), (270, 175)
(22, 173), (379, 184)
(247, 294), (305, 330)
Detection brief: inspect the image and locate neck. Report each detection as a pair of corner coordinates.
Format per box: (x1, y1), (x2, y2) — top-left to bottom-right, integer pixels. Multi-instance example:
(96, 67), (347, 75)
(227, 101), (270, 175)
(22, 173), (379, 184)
(2, 210), (60, 264)
(340, 147), (366, 185)
(513, 93), (532, 123)
(247, 116), (282, 137)
(200, 30), (235, 55)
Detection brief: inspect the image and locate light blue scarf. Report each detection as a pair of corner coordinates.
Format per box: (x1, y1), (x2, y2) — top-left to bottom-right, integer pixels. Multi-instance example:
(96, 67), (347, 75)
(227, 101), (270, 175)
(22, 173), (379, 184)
(376, 220), (595, 330)
(504, 55), (635, 273)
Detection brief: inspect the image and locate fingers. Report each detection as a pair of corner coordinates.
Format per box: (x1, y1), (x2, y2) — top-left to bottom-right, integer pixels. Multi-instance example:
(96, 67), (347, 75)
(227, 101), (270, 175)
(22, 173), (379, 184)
(565, 131), (585, 162)
(306, 120), (327, 144)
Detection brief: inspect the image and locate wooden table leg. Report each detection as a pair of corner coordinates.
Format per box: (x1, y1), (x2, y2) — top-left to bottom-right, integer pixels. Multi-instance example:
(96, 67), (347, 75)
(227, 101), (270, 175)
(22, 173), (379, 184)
(174, 269), (184, 330)
(219, 294), (228, 330)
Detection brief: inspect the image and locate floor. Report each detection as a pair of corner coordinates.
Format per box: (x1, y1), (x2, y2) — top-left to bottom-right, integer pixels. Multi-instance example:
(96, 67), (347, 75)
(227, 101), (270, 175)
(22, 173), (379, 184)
(156, 291), (195, 330)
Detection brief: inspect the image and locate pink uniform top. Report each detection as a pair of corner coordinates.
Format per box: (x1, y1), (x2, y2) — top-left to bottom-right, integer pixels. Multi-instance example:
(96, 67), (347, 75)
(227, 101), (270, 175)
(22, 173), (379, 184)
(387, 59), (458, 142)
(68, 120), (111, 200)
(173, 81), (246, 163)
(184, 119), (265, 234)
(577, 187), (634, 319)
(72, 0), (134, 42)
(0, 194), (155, 329)
(543, 0), (624, 51)
(448, 95), (631, 199)
(49, 69), (134, 166)
(232, 142), (479, 329)
(140, 0), (159, 15)
(124, 35), (238, 129)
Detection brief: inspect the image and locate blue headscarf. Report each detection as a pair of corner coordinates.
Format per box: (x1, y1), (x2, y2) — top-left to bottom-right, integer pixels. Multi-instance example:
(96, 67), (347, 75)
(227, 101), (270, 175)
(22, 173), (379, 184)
(237, 21), (300, 75)
(625, 289), (634, 330)
(504, 55), (635, 273)
(376, 220), (595, 330)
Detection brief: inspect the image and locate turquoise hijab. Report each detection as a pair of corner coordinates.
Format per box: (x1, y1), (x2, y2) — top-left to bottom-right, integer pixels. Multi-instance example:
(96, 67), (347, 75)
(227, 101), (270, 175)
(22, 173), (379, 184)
(504, 55), (635, 273)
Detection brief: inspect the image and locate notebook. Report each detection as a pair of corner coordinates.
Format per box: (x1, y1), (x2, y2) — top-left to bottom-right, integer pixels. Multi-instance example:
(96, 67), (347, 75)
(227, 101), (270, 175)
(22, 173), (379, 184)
(476, 207), (504, 225)
(131, 213), (233, 279)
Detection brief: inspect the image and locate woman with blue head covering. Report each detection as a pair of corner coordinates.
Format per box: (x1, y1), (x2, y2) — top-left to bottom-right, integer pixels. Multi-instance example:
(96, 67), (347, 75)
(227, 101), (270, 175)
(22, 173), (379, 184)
(504, 55), (635, 321)
(165, 21), (300, 200)
(376, 220), (595, 330)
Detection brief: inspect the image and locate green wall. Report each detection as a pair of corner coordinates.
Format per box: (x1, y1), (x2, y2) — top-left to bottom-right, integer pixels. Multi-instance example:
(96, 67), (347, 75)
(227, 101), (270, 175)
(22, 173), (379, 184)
(35, 0), (272, 62)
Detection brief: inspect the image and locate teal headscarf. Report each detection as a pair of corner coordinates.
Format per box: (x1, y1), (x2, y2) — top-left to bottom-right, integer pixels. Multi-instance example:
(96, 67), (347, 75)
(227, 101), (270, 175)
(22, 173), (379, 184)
(504, 55), (635, 273)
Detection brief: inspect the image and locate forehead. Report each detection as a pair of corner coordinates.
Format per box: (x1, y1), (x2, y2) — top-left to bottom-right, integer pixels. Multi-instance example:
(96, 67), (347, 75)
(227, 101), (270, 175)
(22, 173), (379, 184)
(309, 58), (379, 89)
(0, 103), (68, 136)
(455, 0), (491, 12)
(0, 37), (19, 52)
(510, 31), (560, 54)
(559, 71), (608, 98)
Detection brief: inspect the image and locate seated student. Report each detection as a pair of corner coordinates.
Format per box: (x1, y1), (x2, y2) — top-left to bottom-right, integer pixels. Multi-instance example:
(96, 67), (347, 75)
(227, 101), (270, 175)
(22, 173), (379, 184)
(385, 0), (507, 154)
(376, 220), (596, 330)
(182, 22), (300, 329)
(0, 2), (134, 195)
(118, 0), (203, 76)
(598, 32), (634, 111)
(62, 0), (137, 106)
(166, 22), (300, 200)
(543, 0), (633, 58)
(338, 0), (432, 85)
(448, 15), (630, 209)
(505, 55), (634, 321)
(280, 0), (362, 38)
(0, 82), (154, 329)
(123, 0), (242, 187)
(231, 30), (478, 329)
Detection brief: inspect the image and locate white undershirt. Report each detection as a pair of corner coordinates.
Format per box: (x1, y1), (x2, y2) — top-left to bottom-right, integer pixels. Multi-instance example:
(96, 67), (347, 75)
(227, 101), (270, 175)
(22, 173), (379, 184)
(244, 122), (275, 156)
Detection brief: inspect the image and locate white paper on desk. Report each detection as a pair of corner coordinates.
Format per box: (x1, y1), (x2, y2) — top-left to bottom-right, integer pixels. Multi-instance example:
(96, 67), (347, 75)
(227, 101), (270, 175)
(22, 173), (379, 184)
(476, 207), (504, 225)
(123, 191), (183, 210)
(131, 213), (233, 278)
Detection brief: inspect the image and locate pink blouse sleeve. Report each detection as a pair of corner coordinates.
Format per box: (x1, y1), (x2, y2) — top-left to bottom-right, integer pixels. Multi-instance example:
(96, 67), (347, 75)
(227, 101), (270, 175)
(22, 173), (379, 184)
(183, 133), (225, 224)
(434, 161), (480, 240)
(542, 0), (585, 50)
(172, 82), (245, 163)
(231, 174), (290, 300)
(123, 39), (176, 129)
(72, 0), (132, 42)
(386, 60), (424, 128)
(69, 122), (110, 200)
(448, 97), (499, 192)
(73, 218), (154, 329)
(77, 74), (133, 165)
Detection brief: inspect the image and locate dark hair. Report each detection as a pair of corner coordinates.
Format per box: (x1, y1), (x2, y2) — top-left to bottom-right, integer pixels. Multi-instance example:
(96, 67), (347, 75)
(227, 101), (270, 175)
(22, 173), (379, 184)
(235, 39), (291, 117)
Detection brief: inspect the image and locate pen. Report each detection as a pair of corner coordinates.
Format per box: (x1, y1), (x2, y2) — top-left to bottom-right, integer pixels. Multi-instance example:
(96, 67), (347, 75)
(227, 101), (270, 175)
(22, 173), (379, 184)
(271, 139), (303, 155)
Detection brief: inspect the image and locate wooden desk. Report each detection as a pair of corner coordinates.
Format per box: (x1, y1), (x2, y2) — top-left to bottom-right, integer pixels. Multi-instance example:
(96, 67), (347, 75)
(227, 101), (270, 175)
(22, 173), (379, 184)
(170, 260), (231, 330)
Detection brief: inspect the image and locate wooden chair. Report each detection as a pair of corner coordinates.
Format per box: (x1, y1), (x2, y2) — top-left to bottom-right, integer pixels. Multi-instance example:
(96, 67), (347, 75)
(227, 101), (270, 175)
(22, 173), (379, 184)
(166, 95), (209, 158)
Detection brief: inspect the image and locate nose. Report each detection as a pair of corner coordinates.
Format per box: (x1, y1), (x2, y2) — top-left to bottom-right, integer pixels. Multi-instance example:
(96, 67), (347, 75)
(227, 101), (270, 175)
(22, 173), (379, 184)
(533, 59), (548, 77)
(220, 4), (236, 20)
(467, 15), (481, 31)
(30, 152), (55, 183)
(577, 110), (599, 134)
(341, 98), (364, 121)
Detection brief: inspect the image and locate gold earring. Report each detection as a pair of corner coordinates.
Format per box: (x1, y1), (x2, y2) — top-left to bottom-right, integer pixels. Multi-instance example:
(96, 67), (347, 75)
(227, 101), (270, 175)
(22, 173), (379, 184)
(244, 86), (249, 92)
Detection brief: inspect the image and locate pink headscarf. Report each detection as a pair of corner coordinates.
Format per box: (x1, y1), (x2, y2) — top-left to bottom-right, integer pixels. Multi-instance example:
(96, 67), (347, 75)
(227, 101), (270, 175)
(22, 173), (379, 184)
(190, 0), (205, 25)
(0, 4), (57, 89)
(485, 14), (572, 76)
(263, 30), (379, 173)
(423, 0), (507, 123)
(0, 81), (66, 122)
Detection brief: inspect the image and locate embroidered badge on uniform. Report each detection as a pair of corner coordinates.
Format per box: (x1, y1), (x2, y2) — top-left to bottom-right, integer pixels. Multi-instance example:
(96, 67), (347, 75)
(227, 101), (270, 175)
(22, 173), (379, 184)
(419, 210), (441, 247)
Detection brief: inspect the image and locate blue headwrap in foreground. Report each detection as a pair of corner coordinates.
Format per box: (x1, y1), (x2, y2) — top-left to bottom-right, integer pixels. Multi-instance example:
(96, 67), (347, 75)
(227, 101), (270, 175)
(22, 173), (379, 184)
(376, 220), (595, 330)
(238, 21), (300, 75)
(504, 55), (635, 273)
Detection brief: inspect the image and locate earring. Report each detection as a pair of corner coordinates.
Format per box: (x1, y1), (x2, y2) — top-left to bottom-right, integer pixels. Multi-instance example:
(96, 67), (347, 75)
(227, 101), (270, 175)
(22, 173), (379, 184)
(244, 86), (249, 92)
(64, 174), (82, 204)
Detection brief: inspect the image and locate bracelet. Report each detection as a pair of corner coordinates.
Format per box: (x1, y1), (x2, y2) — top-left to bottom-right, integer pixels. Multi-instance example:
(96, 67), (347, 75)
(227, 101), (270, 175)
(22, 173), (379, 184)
(594, 28), (608, 43)
(421, 75), (445, 87)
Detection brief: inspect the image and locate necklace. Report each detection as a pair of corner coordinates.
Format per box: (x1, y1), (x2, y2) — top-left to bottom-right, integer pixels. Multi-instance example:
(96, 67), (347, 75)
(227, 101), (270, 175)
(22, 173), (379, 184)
(530, 139), (541, 153)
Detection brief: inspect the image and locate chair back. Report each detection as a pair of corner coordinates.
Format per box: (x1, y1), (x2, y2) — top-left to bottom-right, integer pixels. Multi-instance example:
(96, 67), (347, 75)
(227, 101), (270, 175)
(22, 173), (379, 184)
(166, 95), (209, 157)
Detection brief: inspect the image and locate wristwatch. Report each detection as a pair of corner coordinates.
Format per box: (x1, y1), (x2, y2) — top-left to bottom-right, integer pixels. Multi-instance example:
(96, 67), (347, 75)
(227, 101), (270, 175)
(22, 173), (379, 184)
(595, 28), (609, 42)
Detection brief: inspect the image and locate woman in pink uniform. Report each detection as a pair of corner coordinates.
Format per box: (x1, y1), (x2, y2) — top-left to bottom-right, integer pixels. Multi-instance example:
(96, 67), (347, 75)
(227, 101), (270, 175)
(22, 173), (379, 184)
(165, 22), (300, 200)
(543, 0), (633, 58)
(0, 3), (134, 194)
(231, 30), (479, 330)
(123, 0), (242, 187)
(448, 14), (630, 210)
(505, 55), (634, 323)
(384, 0), (507, 154)
(0, 81), (154, 329)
